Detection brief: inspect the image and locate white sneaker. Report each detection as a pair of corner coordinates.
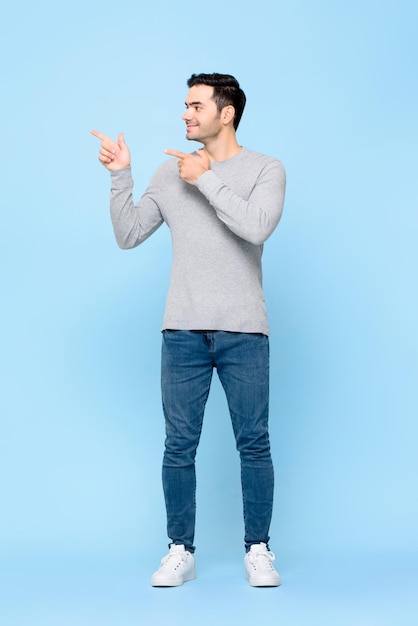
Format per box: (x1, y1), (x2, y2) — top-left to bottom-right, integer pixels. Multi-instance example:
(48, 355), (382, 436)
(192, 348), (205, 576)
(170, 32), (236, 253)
(244, 543), (281, 587)
(151, 544), (196, 587)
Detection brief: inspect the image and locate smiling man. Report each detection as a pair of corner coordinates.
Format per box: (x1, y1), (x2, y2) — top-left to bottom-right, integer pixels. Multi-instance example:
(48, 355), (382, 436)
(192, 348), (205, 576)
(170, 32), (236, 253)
(91, 73), (286, 587)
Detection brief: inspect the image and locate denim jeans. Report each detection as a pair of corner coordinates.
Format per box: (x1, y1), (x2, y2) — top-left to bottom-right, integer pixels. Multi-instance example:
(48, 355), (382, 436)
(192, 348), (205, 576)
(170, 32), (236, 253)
(161, 330), (274, 553)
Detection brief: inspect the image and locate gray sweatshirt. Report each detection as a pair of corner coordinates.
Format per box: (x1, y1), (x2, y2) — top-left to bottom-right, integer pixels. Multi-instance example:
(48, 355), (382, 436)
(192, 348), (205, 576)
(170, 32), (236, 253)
(109, 147), (286, 335)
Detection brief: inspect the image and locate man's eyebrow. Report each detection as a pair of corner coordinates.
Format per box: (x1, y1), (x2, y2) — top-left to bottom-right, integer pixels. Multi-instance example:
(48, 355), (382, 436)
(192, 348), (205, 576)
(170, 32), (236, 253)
(185, 100), (206, 107)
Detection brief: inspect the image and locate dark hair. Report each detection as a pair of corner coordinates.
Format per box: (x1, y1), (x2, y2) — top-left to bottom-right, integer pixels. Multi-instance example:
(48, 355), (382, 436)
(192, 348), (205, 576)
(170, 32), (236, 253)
(187, 73), (246, 130)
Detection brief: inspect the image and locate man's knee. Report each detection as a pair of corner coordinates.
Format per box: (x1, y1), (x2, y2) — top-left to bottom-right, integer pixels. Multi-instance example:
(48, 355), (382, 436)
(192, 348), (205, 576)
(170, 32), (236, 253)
(163, 437), (199, 467)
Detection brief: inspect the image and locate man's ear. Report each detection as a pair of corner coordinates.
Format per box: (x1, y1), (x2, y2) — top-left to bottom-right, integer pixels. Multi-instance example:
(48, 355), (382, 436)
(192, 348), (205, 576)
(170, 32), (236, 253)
(222, 105), (235, 125)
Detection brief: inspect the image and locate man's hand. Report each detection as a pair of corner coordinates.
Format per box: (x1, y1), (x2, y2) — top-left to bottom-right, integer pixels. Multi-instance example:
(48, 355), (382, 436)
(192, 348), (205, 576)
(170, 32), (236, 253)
(90, 130), (131, 171)
(164, 148), (210, 184)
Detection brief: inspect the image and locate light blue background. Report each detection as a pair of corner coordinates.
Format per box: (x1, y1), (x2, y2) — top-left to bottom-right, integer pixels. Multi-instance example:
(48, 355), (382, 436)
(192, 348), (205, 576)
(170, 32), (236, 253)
(1, 0), (417, 624)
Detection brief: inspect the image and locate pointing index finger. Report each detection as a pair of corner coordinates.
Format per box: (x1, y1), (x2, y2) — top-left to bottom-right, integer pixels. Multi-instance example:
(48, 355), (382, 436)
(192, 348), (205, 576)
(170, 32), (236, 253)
(90, 129), (107, 141)
(164, 149), (188, 159)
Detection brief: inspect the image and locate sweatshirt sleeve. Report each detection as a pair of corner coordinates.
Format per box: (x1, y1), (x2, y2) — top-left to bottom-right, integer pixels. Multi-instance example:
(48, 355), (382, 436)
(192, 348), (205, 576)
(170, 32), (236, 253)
(109, 167), (164, 249)
(194, 159), (286, 245)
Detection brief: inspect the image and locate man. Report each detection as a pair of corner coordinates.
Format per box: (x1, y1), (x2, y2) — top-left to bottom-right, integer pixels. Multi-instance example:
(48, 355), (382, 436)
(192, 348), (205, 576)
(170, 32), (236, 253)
(91, 73), (286, 587)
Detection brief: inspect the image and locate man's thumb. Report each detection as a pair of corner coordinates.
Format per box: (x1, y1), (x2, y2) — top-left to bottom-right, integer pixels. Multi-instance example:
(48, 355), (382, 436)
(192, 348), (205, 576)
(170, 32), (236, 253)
(118, 132), (126, 147)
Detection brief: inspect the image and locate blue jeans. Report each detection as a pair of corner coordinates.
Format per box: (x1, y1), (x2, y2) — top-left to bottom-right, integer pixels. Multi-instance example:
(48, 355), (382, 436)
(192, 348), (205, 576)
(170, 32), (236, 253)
(161, 330), (274, 553)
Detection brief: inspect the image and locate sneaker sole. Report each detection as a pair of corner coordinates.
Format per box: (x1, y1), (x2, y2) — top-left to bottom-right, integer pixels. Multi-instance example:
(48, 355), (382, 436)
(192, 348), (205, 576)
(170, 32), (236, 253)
(247, 575), (281, 587)
(151, 571), (196, 587)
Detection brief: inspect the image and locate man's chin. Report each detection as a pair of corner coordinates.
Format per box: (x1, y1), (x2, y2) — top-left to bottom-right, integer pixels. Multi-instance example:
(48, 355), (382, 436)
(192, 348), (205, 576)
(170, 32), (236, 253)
(185, 134), (203, 145)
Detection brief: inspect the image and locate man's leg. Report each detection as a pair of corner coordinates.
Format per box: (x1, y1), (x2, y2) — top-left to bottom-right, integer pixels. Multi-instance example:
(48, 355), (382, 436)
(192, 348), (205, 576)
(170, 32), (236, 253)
(214, 331), (274, 550)
(160, 330), (213, 553)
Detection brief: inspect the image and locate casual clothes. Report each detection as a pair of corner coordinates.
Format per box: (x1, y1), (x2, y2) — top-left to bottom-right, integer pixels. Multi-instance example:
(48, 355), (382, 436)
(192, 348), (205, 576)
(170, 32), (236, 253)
(109, 147), (286, 335)
(108, 146), (286, 550)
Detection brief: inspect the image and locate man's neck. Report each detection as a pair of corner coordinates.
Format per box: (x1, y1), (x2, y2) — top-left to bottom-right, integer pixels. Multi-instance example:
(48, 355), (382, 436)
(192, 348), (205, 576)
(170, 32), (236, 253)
(201, 135), (242, 163)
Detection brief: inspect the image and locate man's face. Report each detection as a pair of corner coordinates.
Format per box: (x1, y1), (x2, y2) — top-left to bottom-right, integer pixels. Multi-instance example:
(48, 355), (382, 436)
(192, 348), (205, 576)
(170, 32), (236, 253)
(182, 84), (222, 143)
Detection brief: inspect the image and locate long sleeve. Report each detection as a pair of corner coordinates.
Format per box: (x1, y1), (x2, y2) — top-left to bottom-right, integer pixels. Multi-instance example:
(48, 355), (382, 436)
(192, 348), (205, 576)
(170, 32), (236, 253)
(194, 157), (286, 246)
(109, 167), (164, 249)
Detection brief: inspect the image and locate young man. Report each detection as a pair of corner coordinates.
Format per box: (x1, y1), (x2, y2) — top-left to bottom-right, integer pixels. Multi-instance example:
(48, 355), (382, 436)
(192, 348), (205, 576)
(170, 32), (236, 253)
(91, 73), (286, 587)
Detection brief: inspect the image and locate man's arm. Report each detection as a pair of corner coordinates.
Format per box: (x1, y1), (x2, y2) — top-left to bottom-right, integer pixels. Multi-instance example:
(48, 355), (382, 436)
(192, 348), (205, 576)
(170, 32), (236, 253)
(91, 130), (163, 249)
(195, 161), (286, 245)
(164, 148), (285, 245)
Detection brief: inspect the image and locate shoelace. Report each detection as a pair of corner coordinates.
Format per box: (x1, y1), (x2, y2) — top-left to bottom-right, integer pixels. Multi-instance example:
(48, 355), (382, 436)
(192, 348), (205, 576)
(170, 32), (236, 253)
(159, 551), (186, 572)
(250, 550), (276, 571)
